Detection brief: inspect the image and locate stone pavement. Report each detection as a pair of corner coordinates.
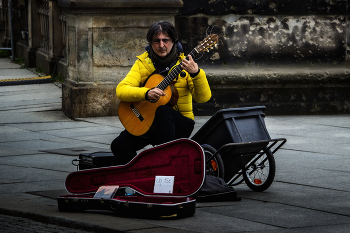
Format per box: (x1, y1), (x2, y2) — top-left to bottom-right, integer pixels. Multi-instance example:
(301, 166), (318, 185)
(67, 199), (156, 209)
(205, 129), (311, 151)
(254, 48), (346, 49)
(1, 57), (350, 232)
(0, 57), (51, 86)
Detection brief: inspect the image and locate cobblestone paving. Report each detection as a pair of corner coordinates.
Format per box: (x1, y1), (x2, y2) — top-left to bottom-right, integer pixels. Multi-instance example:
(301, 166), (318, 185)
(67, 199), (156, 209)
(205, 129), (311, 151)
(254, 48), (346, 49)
(0, 214), (91, 233)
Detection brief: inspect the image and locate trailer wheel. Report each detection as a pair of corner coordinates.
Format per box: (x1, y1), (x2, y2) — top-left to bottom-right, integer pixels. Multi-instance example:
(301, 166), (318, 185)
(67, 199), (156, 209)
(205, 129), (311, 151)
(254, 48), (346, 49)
(243, 149), (275, 192)
(201, 144), (225, 179)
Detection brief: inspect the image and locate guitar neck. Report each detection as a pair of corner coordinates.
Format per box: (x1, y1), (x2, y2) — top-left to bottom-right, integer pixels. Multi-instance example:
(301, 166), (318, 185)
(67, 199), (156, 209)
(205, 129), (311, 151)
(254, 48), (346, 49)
(157, 48), (199, 90)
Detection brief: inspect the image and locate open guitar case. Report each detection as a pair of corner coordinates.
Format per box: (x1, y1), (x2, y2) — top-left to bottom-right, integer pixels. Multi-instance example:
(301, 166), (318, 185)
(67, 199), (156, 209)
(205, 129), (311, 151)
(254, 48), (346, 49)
(57, 138), (206, 219)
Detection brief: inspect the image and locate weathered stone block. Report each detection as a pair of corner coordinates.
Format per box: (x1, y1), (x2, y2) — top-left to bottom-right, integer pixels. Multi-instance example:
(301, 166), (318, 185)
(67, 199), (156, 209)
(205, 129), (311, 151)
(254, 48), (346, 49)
(92, 28), (148, 68)
(178, 15), (346, 66)
(181, 0), (348, 15)
(62, 80), (120, 118)
(36, 49), (59, 75)
(193, 67), (350, 115)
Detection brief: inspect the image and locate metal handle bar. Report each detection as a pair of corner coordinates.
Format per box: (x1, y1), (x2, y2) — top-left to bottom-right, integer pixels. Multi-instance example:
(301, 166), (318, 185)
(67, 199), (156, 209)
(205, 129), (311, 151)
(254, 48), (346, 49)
(205, 138), (287, 164)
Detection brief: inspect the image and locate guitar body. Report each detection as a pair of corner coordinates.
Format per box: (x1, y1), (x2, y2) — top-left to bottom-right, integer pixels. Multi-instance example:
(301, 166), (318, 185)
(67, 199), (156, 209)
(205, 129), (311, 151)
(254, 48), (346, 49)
(118, 74), (174, 136)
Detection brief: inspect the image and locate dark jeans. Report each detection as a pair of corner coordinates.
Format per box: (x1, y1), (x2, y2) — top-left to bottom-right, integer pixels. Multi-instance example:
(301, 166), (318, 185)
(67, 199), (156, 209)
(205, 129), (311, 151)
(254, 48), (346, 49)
(111, 105), (195, 165)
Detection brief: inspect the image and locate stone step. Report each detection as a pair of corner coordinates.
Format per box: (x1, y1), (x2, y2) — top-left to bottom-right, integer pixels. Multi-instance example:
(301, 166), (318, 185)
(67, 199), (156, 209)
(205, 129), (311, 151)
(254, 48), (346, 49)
(193, 66), (350, 115)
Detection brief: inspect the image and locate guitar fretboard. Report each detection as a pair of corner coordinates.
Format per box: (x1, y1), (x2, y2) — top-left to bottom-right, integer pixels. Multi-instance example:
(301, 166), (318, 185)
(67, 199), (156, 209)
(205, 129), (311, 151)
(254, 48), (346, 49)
(157, 48), (199, 91)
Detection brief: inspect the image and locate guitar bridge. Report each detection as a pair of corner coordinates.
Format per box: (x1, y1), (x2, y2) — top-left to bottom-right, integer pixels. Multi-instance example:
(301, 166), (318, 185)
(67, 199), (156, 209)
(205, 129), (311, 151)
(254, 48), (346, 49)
(130, 104), (144, 122)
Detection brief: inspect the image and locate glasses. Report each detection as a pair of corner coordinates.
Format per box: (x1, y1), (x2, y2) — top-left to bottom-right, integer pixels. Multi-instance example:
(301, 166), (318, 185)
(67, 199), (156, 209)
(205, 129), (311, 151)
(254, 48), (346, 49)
(152, 38), (172, 44)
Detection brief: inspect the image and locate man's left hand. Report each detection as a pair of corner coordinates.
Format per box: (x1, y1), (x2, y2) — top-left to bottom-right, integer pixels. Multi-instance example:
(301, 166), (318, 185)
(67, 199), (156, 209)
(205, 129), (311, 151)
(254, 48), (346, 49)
(181, 55), (199, 74)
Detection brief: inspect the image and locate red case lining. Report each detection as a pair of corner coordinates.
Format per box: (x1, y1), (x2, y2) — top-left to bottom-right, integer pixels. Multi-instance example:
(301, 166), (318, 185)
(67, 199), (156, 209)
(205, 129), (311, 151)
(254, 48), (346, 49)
(65, 139), (205, 197)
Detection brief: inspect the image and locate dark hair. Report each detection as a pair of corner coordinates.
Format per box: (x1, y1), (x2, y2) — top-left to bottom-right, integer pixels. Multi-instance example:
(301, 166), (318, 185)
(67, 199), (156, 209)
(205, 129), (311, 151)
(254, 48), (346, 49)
(146, 21), (178, 44)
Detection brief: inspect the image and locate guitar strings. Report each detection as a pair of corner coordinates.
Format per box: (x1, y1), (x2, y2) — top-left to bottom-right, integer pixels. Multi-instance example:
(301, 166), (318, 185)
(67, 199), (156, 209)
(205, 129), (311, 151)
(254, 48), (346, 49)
(157, 50), (196, 90)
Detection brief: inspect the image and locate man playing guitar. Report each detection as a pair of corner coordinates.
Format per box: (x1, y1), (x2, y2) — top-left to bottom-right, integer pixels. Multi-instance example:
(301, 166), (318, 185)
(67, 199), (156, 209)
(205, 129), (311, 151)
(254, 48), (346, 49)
(111, 21), (212, 165)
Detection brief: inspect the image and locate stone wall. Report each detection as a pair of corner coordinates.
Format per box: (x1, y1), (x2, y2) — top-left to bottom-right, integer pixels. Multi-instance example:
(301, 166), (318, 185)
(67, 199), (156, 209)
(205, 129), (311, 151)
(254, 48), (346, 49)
(176, 0), (350, 115)
(178, 0), (348, 66)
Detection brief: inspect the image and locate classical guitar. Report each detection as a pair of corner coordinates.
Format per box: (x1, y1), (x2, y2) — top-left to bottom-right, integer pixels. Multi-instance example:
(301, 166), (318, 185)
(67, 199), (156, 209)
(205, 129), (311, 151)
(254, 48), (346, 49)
(118, 34), (219, 136)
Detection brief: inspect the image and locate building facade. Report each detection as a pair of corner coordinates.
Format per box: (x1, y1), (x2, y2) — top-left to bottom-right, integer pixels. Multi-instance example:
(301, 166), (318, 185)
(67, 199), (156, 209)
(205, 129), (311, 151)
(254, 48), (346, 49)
(1, 0), (349, 117)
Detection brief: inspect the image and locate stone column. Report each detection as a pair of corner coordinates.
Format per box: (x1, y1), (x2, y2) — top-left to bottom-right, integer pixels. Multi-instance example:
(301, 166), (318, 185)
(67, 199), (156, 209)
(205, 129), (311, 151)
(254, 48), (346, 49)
(49, 0), (64, 58)
(34, 0), (65, 74)
(23, 0), (42, 67)
(59, 0), (183, 118)
(347, 12), (350, 66)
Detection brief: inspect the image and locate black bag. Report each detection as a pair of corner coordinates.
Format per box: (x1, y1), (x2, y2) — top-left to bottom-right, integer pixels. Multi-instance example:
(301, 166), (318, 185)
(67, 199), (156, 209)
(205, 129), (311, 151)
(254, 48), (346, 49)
(193, 175), (241, 202)
(74, 152), (117, 170)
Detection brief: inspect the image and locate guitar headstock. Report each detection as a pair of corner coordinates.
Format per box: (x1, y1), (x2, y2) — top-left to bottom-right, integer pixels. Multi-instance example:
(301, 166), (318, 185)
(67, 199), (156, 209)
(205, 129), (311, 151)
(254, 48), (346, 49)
(196, 34), (219, 53)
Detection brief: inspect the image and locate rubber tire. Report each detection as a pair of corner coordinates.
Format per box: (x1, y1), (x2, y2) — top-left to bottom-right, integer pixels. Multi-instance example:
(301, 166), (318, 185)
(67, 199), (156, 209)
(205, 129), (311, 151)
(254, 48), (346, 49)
(243, 149), (276, 192)
(201, 144), (225, 179)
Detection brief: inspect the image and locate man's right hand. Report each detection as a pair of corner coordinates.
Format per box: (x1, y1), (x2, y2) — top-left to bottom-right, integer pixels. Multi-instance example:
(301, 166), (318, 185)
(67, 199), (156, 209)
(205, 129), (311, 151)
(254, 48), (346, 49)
(147, 88), (165, 102)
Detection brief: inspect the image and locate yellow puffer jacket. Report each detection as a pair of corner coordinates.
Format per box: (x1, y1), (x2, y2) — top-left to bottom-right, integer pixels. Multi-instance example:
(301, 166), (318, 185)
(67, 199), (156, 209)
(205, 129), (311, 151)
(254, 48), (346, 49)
(116, 51), (211, 120)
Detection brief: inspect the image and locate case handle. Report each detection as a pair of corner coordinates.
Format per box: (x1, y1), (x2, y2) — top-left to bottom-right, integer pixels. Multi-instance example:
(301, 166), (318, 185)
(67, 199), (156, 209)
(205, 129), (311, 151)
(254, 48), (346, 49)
(71, 159), (80, 171)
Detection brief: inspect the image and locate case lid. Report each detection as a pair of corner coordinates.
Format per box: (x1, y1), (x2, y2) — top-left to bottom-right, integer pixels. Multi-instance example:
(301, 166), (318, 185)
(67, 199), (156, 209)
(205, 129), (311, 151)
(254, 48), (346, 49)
(65, 138), (205, 197)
